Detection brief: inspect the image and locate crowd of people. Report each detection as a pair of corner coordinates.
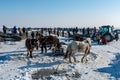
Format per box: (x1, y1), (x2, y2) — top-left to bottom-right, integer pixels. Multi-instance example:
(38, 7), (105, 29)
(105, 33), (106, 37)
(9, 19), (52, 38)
(1, 25), (119, 45)
(2, 25), (28, 37)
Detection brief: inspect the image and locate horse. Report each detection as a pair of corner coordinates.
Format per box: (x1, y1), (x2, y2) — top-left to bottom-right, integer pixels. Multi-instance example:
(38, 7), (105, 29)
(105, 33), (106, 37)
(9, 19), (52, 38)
(25, 38), (38, 58)
(36, 33), (44, 50)
(36, 33), (44, 40)
(64, 38), (91, 63)
(39, 35), (60, 53)
(45, 35), (59, 47)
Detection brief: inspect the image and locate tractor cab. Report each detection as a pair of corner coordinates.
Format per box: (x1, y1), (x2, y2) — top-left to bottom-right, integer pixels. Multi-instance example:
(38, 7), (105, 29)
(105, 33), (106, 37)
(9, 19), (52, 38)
(100, 25), (113, 33)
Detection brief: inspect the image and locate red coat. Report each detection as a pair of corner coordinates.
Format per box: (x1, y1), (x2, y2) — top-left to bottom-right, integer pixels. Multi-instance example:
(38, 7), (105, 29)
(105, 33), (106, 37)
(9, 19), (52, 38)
(102, 37), (107, 44)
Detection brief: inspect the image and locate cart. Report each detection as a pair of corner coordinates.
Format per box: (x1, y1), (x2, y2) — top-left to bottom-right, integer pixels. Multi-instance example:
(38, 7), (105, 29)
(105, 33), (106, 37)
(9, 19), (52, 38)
(52, 44), (64, 55)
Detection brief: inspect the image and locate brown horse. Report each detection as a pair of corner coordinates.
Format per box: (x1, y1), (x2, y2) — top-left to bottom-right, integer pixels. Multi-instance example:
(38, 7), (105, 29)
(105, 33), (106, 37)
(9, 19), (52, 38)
(25, 38), (38, 58)
(45, 35), (59, 47)
(39, 35), (60, 53)
(36, 33), (44, 50)
(36, 33), (44, 40)
(64, 38), (91, 63)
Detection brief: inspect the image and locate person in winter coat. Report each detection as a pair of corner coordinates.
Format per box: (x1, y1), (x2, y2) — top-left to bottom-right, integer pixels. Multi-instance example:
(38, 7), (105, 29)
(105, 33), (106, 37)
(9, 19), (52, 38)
(13, 26), (17, 34)
(87, 27), (90, 35)
(62, 29), (64, 37)
(82, 27), (85, 35)
(115, 32), (119, 41)
(3, 25), (7, 34)
(22, 27), (26, 33)
(26, 31), (28, 38)
(31, 31), (35, 39)
(96, 33), (101, 44)
(57, 30), (59, 36)
(102, 37), (107, 44)
(93, 27), (97, 33)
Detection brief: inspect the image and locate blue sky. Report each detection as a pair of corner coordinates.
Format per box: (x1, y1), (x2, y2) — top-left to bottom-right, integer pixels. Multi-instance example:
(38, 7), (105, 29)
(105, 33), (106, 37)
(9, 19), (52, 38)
(0, 0), (120, 28)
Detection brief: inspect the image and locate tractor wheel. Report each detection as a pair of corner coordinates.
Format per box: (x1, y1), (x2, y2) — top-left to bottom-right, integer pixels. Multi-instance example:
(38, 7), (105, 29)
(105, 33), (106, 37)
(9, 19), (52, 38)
(103, 33), (113, 42)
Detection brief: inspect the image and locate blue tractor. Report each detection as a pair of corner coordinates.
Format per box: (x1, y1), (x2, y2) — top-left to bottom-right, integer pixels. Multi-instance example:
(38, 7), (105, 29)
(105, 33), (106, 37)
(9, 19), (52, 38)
(92, 25), (116, 42)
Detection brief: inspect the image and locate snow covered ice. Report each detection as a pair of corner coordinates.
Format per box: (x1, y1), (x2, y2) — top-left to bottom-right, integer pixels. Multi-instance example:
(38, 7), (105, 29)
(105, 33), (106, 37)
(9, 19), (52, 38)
(0, 37), (120, 80)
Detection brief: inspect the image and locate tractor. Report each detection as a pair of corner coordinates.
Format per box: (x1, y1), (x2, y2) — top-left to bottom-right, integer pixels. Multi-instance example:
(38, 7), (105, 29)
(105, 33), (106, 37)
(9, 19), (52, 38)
(92, 25), (116, 42)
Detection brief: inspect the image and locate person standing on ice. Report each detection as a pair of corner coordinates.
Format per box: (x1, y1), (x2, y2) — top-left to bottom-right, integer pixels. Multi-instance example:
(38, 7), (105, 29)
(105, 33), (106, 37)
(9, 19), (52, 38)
(26, 30), (28, 38)
(93, 27), (97, 33)
(22, 27), (26, 34)
(62, 28), (64, 37)
(57, 29), (59, 36)
(75, 27), (78, 34)
(82, 27), (85, 36)
(48, 29), (50, 36)
(115, 31), (119, 41)
(13, 26), (17, 34)
(102, 37), (107, 45)
(31, 31), (35, 39)
(87, 27), (90, 36)
(3, 25), (7, 34)
(67, 29), (70, 37)
(96, 33), (101, 44)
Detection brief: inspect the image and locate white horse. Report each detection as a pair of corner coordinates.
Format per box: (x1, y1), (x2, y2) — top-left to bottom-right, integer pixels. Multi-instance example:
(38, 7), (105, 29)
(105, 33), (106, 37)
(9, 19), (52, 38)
(64, 38), (91, 63)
